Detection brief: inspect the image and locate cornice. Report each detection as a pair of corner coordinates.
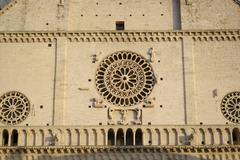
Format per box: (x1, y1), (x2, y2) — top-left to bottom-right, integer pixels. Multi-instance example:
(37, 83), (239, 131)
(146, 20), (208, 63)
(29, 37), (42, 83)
(0, 30), (239, 43)
(0, 145), (239, 154)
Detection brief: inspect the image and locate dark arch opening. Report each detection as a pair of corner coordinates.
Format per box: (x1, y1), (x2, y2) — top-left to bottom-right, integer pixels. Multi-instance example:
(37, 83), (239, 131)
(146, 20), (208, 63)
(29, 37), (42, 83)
(135, 129), (143, 146)
(11, 129), (18, 146)
(108, 129), (115, 146)
(116, 129), (124, 146)
(232, 128), (240, 145)
(126, 129), (133, 146)
(2, 130), (9, 146)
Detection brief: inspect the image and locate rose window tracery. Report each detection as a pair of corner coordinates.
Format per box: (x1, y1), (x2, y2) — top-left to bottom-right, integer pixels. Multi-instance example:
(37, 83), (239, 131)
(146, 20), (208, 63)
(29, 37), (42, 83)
(0, 91), (30, 125)
(95, 51), (155, 106)
(221, 92), (240, 124)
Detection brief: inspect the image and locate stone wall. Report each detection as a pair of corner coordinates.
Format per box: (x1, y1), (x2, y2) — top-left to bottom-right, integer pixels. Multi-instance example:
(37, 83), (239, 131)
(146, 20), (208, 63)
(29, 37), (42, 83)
(0, 30), (239, 127)
(0, 0), (239, 31)
(181, 0), (240, 30)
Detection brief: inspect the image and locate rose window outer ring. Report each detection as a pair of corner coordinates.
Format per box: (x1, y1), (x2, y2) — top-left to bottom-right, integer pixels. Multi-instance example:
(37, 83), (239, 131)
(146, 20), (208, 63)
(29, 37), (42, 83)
(95, 51), (155, 107)
(0, 91), (30, 125)
(221, 91), (240, 124)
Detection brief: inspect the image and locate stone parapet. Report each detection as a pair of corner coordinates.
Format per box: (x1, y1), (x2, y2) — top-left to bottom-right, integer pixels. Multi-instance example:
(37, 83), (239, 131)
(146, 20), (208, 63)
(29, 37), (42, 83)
(0, 125), (239, 147)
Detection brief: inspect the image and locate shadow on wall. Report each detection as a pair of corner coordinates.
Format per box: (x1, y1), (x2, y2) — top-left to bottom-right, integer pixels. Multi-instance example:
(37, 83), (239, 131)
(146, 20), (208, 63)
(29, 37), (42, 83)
(0, 0), (11, 9)
(6, 153), (208, 160)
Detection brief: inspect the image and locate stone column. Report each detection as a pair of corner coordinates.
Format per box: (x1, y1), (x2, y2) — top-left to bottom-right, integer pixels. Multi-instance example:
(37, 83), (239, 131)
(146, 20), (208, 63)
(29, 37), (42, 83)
(18, 130), (26, 146)
(161, 129), (168, 145)
(168, 130), (175, 145)
(79, 130), (84, 146)
(95, 130), (101, 146)
(8, 130), (11, 146)
(88, 130), (93, 145)
(53, 37), (68, 125)
(105, 130), (108, 146)
(76, 129), (80, 146)
(0, 130), (2, 146)
(204, 129), (212, 145)
(71, 129), (78, 146)
(133, 130), (136, 145)
(124, 131), (126, 146)
(213, 130), (219, 145)
(152, 130), (158, 146)
(35, 131), (41, 146)
(114, 131), (117, 145)
(142, 132), (147, 145)
(181, 37), (196, 124)
(27, 130), (33, 146)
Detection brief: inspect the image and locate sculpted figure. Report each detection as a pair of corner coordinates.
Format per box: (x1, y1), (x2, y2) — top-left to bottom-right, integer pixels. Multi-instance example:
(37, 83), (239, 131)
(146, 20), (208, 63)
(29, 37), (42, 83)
(108, 108), (114, 124)
(136, 108), (142, 124)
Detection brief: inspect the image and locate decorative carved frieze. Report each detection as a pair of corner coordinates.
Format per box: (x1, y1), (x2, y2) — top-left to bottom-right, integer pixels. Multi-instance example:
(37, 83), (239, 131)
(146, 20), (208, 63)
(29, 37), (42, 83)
(108, 107), (142, 125)
(0, 30), (239, 43)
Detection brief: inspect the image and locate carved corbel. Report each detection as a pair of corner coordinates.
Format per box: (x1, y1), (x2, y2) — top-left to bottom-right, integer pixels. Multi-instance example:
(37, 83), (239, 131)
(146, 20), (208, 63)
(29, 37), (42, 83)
(147, 47), (155, 62)
(91, 52), (102, 63)
(91, 98), (104, 108)
(91, 54), (98, 63)
(143, 99), (154, 108)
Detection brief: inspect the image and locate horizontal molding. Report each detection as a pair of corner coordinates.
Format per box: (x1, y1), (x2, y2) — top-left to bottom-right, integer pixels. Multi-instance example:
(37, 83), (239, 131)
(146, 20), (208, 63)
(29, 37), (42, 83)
(0, 145), (239, 154)
(0, 30), (239, 43)
(0, 124), (238, 130)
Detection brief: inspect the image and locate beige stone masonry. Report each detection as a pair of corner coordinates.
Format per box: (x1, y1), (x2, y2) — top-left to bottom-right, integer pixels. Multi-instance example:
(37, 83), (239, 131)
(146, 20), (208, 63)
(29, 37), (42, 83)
(0, 30), (239, 43)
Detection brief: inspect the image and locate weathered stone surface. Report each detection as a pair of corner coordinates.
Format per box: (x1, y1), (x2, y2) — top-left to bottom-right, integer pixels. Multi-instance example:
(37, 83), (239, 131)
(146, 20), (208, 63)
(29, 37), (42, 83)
(0, 1), (239, 160)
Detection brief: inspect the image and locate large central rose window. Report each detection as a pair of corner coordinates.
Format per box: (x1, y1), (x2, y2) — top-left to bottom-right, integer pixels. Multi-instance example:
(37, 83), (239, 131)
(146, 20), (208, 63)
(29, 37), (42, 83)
(95, 51), (155, 106)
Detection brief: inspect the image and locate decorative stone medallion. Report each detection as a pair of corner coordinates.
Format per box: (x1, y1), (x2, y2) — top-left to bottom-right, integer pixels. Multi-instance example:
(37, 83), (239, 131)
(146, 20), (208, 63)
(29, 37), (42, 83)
(95, 51), (155, 107)
(221, 92), (240, 124)
(0, 91), (30, 125)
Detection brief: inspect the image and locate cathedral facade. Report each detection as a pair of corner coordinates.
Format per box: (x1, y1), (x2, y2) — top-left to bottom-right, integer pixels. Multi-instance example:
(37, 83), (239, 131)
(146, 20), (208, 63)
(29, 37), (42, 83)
(0, 0), (240, 159)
